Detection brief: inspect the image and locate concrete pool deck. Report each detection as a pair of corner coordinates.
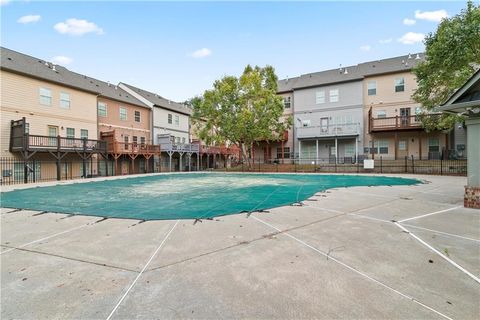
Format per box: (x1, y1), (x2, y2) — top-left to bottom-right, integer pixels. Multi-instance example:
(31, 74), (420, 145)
(1, 174), (479, 319)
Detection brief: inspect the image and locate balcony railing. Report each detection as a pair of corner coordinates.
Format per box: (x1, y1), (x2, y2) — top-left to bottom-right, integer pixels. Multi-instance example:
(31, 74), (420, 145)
(11, 134), (107, 153)
(369, 115), (424, 132)
(297, 123), (360, 139)
(160, 142), (200, 153)
(368, 108), (441, 132)
(108, 141), (160, 155)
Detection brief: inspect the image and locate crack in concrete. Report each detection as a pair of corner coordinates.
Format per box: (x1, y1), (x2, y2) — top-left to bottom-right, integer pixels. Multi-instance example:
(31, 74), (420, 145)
(1, 246), (140, 274)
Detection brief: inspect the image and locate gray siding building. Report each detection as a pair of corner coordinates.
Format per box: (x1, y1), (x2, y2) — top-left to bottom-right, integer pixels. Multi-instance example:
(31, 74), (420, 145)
(292, 67), (364, 163)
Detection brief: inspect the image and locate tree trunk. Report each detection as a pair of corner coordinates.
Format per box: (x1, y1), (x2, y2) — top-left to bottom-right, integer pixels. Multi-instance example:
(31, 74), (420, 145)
(241, 143), (252, 169)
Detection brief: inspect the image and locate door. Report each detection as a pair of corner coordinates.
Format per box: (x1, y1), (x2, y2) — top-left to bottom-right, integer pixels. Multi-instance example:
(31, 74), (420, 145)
(47, 125), (58, 147)
(400, 108), (410, 126)
(320, 117), (329, 133)
(398, 139), (408, 158)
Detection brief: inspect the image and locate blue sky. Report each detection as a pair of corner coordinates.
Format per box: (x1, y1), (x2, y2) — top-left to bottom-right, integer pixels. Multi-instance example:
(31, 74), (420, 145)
(1, 1), (468, 102)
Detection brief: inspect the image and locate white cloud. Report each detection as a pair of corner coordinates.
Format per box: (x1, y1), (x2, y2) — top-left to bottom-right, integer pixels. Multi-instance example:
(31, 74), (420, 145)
(379, 38), (392, 44)
(398, 32), (425, 45)
(403, 18), (416, 26)
(51, 56), (73, 66)
(54, 18), (104, 36)
(360, 45), (371, 52)
(190, 48), (212, 58)
(0, 0), (11, 6)
(414, 9), (448, 22)
(17, 15), (41, 24)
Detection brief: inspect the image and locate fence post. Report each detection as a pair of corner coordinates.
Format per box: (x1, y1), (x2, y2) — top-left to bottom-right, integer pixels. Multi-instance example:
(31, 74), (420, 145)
(258, 157), (260, 172)
(335, 157), (337, 173)
(440, 158), (443, 175)
(380, 156), (383, 174)
(357, 158), (359, 173)
(23, 159), (28, 184)
(411, 155), (415, 174)
(405, 156), (407, 173)
(32, 159), (36, 183)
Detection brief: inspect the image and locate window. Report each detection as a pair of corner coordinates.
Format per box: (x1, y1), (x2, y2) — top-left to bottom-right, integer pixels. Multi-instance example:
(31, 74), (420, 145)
(168, 114), (172, 124)
(302, 120), (311, 127)
(140, 137), (146, 145)
(119, 107), (127, 120)
(367, 81), (377, 96)
(134, 111), (141, 122)
(276, 147), (291, 159)
(315, 91), (325, 104)
(25, 123), (30, 134)
(175, 115), (179, 126)
(170, 135), (175, 143)
(395, 78), (405, 92)
(60, 92), (70, 109)
(98, 102), (107, 117)
(133, 136), (138, 146)
(176, 137), (181, 144)
(284, 97), (291, 108)
(344, 144), (355, 157)
(329, 89), (339, 102)
(378, 140), (389, 154)
(39, 88), (52, 106)
(376, 110), (387, 118)
(398, 140), (407, 151)
(124, 136), (129, 149)
(80, 129), (88, 139)
(182, 137), (186, 144)
(66, 128), (75, 138)
(428, 138), (440, 152)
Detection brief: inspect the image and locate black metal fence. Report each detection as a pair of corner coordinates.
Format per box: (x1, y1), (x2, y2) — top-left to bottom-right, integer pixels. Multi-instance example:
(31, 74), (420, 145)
(225, 156), (467, 176)
(0, 158), (167, 185)
(1, 155), (467, 186)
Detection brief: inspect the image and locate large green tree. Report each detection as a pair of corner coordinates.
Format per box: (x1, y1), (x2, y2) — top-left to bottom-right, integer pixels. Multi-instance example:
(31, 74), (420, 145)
(191, 65), (292, 165)
(413, 1), (480, 131)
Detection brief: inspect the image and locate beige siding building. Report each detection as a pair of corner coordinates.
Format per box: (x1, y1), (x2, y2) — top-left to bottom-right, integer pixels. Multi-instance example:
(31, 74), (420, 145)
(1, 47), (105, 182)
(363, 61), (447, 160)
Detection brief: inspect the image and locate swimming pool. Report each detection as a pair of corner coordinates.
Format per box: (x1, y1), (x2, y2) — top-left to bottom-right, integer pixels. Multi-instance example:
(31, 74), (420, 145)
(1, 173), (419, 220)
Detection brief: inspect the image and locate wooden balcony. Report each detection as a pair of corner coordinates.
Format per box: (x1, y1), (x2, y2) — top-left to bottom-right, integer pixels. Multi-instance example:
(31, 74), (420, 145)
(368, 108), (441, 133)
(10, 134), (106, 153)
(107, 141), (160, 156)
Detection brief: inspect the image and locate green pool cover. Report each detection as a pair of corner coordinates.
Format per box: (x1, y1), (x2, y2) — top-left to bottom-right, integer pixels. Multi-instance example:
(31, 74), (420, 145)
(1, 173), (419, 220)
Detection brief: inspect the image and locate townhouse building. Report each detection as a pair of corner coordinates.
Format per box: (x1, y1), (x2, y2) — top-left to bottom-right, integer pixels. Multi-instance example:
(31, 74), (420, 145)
(92, 79), (160, 175)
(0, 47), (106, 182)
(362, 54), (452, 160)
(292, 67), (364, 163)
(119, 83), (196, 171)
(252, 77), (296, 163)
(277, 53), (462, 164)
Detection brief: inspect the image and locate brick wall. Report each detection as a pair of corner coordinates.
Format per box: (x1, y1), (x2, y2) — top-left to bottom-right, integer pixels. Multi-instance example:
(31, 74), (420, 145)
(464, 186), (480, 209)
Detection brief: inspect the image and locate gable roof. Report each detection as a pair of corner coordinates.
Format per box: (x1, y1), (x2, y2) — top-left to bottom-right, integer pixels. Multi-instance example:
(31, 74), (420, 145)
(278, 53), (425, 91)
(1, 46), (98, 94)
(120, 83), (192, 115)
(86, 77), (149, 108)
(1, 47), (149, 108)
(438, 69), (480, 114)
